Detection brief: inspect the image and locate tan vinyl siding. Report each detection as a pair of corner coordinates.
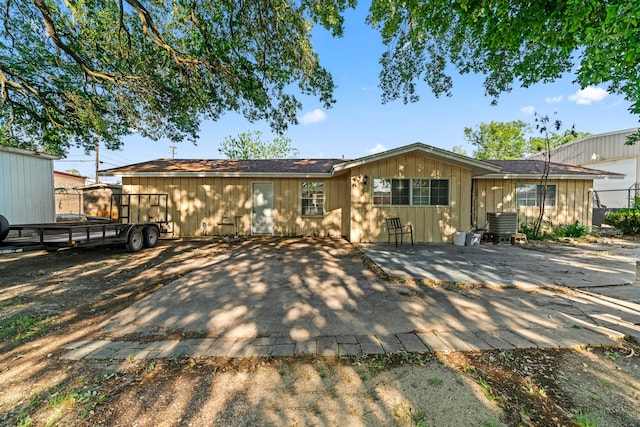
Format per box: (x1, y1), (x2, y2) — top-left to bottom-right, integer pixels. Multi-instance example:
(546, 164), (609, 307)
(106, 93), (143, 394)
(121, 176), (349, 238)
(349, 153), (471, 243)
(473, 179), (593, 232)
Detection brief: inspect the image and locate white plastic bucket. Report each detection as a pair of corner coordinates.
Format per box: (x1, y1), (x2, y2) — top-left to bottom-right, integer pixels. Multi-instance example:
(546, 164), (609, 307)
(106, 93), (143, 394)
(453, 231), (466, 246)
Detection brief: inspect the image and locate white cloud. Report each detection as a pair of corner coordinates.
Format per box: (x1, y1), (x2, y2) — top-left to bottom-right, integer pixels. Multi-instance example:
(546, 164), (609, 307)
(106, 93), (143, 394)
(569, 86), (608, 105)
(367, 144), (386, 155)
(546, 95), (563, 103)
(520, 106), (535, 115)
(300, 108), (327, 124)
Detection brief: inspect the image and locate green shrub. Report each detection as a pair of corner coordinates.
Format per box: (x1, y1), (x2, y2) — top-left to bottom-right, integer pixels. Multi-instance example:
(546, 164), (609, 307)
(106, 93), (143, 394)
(604, 194), (640, 235)
(520, 220), (589, 240)
(519, 222), (553, 240)
(519, 223), (537, 240)
(555, 221), (588, 238)
(604, 209), (640, 234)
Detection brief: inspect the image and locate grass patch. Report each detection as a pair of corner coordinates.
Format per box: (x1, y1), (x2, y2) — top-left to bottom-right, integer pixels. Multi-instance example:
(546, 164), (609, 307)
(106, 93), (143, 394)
(0, 294), (35, 308)
(574, 409), (600, 427)
(315, 363), (336, 379)
(351, 351), (432, 380)
(606, 350), (621, 361)
(16, 393), (40, 427)
(34, 375), (111, 424)
(427, 377), (443, 386)
(477, 376), (495, 401)
(392, 403), (430, 426)
(0, 314), (58, 343)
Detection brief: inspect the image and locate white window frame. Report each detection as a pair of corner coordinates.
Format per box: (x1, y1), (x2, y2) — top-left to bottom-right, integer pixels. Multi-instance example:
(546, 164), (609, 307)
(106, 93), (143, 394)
(373, 178), (449, 206)
(516, 183), (557, 207)
(301, 181), (325, 216)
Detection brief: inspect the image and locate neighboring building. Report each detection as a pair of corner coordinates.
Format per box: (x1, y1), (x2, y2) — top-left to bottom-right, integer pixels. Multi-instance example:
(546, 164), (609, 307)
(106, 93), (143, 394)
(54, 172), (122, 219)
(0, 145), (57, 224)
(102, 143), (621, 243)
(54, 171), (86, 216)
(529, 128), (640, 208)
(82, 182), (122, 219)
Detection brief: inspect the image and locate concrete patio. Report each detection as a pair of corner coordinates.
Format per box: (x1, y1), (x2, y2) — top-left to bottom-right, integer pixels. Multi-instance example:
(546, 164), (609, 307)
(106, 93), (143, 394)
(62, 238), (640, 360)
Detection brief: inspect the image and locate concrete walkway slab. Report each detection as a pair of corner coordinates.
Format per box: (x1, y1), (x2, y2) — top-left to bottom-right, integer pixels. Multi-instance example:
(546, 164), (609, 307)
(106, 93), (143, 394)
(358, 242), (637, 289)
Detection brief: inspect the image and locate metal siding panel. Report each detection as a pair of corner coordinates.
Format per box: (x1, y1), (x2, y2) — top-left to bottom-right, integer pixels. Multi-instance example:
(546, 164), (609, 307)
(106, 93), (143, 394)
(0, 153), (11, 221)
(544, 130), (639, 165)
(44, 158), (56, 222)
(0, 151), (55, 224)
(583, 158), (636, 207)
(13, 153), (27, 223)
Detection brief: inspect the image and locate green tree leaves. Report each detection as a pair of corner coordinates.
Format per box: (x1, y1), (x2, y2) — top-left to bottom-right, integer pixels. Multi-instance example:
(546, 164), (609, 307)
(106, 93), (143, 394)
(529, 130), (590, 153)
(464, 121), (531, 160)
(3, 0), (639, 157)
(368, 0), (640, 131)
(218, 131), (299, 159)
(464, 120), (588, 159)
(1, 0), (353, 155)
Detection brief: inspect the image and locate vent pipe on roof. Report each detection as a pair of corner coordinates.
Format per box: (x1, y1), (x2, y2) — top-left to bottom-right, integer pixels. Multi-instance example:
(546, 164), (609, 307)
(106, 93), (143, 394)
(211, 161), (217, 169)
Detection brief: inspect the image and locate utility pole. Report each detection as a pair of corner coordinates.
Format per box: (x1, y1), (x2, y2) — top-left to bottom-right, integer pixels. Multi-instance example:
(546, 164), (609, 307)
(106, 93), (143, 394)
(170, 144), (177, 159)
(95, 136), (100, 184)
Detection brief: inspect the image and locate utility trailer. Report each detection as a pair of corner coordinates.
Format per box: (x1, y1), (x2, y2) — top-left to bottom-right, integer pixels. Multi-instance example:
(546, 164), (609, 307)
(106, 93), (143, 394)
(0, 193), (169, 253)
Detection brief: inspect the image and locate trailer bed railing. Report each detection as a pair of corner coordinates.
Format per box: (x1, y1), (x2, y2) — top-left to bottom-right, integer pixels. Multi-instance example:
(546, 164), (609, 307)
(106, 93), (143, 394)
(1, 193), (169, 253)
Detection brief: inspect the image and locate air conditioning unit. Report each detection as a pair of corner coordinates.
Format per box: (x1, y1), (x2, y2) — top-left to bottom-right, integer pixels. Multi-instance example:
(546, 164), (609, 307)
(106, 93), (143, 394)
(487, 212), (518, 235)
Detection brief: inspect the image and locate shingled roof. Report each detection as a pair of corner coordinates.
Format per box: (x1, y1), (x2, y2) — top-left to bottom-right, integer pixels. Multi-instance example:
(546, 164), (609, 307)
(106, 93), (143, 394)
(101, 143), (508, 177)
(100, 144), (624, 180)
(101, 158), (348, 176)
(477, 159), (625, 179)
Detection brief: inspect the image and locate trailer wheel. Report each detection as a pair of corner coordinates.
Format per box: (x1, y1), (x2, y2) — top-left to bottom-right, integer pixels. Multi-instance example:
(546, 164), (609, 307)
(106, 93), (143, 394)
(143, 226), (159, 248)
(0, 215), (9, 242)
(125, 229), (144, 252)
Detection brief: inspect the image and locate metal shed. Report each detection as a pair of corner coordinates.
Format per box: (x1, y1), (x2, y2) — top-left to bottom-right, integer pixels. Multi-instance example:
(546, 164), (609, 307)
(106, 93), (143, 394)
(0, 146), (58, 224)
(529, 128), (640, 208)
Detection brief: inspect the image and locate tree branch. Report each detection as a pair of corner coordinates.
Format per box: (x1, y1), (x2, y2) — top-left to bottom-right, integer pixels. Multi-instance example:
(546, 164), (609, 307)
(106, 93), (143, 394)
(0, 68), (42, 101)
(124, 0), (202, 67)
(31, 0), (117, 83)
(117, 0), (133, 57)
(3, 0), (15, 48)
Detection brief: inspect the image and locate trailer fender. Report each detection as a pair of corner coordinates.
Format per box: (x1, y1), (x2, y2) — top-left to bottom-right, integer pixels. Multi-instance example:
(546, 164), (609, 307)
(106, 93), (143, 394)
(117, 224), (134, 239)
(0, 215), (9, 242)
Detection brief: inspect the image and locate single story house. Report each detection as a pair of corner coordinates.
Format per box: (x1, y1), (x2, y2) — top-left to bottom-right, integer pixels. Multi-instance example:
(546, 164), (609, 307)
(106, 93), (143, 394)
(474, 159), (622, 230)
(102, 143), (622, 243)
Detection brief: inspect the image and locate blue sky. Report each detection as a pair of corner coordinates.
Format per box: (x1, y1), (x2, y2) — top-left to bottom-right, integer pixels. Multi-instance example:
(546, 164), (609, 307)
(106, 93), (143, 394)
(56, 4), (639, 181)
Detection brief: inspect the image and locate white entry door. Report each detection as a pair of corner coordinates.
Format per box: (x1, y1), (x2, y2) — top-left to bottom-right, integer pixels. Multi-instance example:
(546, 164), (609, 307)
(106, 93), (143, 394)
(252, 182), (274, 235)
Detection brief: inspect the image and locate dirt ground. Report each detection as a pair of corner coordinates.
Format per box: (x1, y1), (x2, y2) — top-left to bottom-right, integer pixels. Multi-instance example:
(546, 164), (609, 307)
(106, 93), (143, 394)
(1, 239), (639, 426)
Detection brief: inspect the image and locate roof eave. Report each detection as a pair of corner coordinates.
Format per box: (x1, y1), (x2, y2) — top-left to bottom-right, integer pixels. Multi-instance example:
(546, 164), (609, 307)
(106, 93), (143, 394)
(0, 145), (59, 160)
(101, 171), (334, 179)
(473, 173), (625, 180)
